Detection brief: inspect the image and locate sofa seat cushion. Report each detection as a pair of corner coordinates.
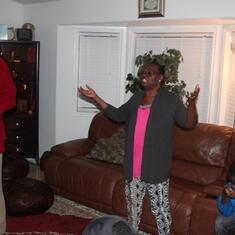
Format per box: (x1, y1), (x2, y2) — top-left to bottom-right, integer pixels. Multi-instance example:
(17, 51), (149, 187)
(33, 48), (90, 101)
(170, 176), (205, 194)
(54, 157), (124, 213)
(170, 174), (224, 197)
(171, 159), (224, 186)
(87, 127), (125, 165)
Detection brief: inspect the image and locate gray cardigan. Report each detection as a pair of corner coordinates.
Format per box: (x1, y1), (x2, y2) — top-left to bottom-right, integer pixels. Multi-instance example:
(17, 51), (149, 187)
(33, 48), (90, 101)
(103, 89), (188, 184)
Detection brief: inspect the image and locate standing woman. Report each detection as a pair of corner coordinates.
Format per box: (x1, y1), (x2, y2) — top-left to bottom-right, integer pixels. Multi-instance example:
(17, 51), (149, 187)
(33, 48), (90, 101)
(0, 57), (16, 234)
(79, 62), (200, 235)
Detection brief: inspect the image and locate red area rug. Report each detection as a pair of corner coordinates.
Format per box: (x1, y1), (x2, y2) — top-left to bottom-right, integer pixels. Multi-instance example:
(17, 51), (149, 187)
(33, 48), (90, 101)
(6, 212), (91, 235)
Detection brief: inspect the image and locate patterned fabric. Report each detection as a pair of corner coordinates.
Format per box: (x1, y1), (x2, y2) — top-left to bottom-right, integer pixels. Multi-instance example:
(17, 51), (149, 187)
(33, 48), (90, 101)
(125, 178), (171, 235)
(104, 89), (188, 184)
(87, 127), (125, 165)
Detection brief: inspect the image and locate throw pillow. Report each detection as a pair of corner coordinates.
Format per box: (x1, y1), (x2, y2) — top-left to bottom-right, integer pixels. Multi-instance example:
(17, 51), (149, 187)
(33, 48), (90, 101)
(87, 127), (125, 165)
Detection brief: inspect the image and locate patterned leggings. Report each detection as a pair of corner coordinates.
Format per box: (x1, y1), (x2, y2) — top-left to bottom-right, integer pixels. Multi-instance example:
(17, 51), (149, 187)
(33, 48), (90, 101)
(125, 178), (171, 235)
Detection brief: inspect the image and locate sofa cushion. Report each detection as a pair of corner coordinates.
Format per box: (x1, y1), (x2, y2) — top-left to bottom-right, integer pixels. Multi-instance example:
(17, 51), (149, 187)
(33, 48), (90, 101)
(171, 159), (224, 186)
(87, 127), (125, 165)
(227, 132), (235, 168)
(171, 123), (234, 185)
(55, 157), (123, 214)
(172, 123), (234, 167)
(88, 112), (124, 142)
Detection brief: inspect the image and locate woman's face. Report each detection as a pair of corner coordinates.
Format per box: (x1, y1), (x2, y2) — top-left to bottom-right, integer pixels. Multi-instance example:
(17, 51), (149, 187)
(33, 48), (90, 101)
(139, 64), (163, 90)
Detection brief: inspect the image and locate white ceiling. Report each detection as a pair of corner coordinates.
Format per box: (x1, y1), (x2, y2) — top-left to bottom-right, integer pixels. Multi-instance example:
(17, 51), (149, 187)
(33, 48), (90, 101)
(12, 0), (61, 4)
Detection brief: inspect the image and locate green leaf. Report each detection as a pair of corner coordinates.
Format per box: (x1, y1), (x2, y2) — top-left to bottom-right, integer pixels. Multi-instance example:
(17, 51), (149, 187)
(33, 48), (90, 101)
(125, 49), (188, 102)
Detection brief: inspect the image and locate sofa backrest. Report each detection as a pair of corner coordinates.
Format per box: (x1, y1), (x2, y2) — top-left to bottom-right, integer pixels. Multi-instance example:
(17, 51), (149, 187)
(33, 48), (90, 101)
(227, 132), (235, 169)
(171, 123), (235, 185)
(89, 113), (235, 186)
(88, 112), (123, 143)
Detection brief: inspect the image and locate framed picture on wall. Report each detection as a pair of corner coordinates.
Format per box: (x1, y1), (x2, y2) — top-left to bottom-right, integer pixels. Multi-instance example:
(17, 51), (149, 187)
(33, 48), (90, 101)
(138, 0), (165, 18)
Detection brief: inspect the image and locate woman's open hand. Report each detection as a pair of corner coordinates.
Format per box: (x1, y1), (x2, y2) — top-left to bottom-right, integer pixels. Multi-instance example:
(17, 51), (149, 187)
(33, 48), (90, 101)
(78, 85), (108, 109)
(186, 84), (200, 105)
(78, 85), (97, 99)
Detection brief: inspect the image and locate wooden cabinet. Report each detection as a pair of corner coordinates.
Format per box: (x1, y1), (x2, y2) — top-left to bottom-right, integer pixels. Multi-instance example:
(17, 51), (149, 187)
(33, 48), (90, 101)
(0, 41), (39, 163)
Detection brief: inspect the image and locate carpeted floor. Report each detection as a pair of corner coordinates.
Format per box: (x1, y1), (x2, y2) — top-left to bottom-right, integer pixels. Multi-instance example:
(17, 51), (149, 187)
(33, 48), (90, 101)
(48, 196), (150, 235)
(48, 195), (105, 219)
(28, 163), (150, 235)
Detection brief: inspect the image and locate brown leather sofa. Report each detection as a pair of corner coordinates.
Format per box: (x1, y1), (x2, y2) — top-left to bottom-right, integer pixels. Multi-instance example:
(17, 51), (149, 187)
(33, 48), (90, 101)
(42, 112), (235, 235)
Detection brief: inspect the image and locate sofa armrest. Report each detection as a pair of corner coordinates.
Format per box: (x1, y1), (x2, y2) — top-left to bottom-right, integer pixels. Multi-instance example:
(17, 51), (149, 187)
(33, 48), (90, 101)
(51, 138), (95, 158)
(190, 196), (219, 235)
(203, 180), (225, 197)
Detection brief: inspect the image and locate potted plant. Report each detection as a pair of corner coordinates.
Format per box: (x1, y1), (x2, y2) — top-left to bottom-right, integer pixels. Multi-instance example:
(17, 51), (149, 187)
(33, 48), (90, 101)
(125, 49), (188, 102)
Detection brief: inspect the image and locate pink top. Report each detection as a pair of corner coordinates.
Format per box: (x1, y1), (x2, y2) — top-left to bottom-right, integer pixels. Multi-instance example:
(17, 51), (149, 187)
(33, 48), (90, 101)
(133, 106), (151, 177)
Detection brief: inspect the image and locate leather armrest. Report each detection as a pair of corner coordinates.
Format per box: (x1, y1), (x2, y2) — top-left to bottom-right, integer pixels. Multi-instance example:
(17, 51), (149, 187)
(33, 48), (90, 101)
(51, 138), (95, 158)
(203, 180), (225, 197)
(190, 196), (219, 234)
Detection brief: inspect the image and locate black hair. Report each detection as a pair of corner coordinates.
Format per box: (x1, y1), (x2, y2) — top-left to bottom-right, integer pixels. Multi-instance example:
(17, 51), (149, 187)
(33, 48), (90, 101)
(229, 160), (235, 177)
(152, 62), (165, 75)
(138, 62), (165, 77)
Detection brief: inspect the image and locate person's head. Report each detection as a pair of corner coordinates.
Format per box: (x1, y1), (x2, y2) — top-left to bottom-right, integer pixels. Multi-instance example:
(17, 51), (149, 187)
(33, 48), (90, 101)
(81, 215), (137, 235)
(138, 62), (165, 91)
(228, 160), (235, 187)
(112, 221), (136, 235)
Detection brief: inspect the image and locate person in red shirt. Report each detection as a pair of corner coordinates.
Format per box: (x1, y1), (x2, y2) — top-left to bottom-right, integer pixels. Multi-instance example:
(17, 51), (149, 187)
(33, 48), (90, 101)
(0, 57), (16, 234)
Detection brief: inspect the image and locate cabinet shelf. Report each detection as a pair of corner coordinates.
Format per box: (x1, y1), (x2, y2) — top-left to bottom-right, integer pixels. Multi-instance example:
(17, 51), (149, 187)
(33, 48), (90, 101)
(8, 59), (22, 63)
(0, 41), (39, 163)
(8, 60), (36, 64)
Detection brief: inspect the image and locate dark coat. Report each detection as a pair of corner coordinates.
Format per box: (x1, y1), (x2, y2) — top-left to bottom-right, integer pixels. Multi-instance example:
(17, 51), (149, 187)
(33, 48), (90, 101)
(103, 89), (188, 184)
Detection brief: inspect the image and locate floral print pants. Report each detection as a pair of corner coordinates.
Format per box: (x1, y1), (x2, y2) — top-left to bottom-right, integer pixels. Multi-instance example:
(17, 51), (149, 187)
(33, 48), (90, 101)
(125, 178), (171, 235)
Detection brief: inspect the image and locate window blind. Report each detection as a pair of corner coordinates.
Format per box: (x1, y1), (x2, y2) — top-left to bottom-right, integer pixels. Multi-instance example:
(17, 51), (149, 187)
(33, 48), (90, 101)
(223, 34), (235, 128)
(134, 33), (213, 122)
(77, 32), (121, 111)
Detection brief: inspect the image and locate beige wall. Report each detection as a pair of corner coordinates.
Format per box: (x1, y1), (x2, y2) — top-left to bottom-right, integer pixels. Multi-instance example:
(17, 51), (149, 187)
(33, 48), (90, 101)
(0, 0), (23, 27)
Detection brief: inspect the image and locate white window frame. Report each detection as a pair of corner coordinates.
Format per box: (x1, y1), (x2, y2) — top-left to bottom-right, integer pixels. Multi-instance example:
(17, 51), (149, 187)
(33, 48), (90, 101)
(219, 25), (235, 127)
(56, 25), (127, 143)
(75, 26), (127, 112)
(126, 25), (223, 124)
(57, 25), (127, 116)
